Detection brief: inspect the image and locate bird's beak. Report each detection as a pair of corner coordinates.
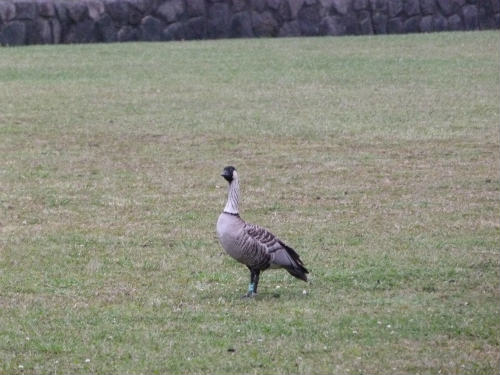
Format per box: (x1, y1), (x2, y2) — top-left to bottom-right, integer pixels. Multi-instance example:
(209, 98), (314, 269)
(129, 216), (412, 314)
(221, 171), (232, 182)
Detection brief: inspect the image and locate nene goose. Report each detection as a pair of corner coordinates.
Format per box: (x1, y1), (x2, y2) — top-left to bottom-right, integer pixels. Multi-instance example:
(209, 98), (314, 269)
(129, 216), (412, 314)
(216, 166), (309, 297)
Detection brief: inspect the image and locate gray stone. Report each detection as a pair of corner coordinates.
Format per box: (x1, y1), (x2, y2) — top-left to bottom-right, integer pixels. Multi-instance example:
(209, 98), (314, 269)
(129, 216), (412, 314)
(462, 4), (478, 30)
(232, 0), (247, 12)
(65, 19), (96, 43)
(372, 12), (387, 33)
(404, 0), (420, 16)
(404, 15), (420, 32)
(494, 13), (500, 28)
(370, 0), (387, 11)
(207, 2), (230, 38)
(387, 0), (403, 17)
(54, 1), (69, 26)
(420, 0), (435, 15)
(267, 0), (281, 10)
(230, 11), (254, 37)
(288, 0), (305, 18)
(492, 0), (500, 13)
(157, 0), (184, 23)
(304, 0), (316, 4)
(34, 18), (52, 43)
(387, 16), (403, 32)
(358, 10), (373, 33)
(419, 14), (433, 31)
(344, 12), (359, 34)
(353, 0), (368, 10)
(186, 0), (206, 17)
(66, 2), (88, 23)
(478, 7), (495, 29)
(447, 14), (463, 30)
(436, 0), (453, 15)
(253, 0), (268, 12)
(320, 15), (346, 35)
(140, 15), (163, 41)
(252, 10), (278, 36)
(85, 0), (105, 21)
(162, 21), (185, 40)
(0, 21), (26, 45)
(104, 0), (128, 23)
(184, 16), (206, 39)
(332, 0), (349, 15)
(38, 0), (55, 17)
(127, 0), (148, 13)
(51, 18), (61, 43)
(96, 13), (117, 41)
(298, 5), (321, 35)
(0, 2), (16, 22)
(15, 1), (37, 20)
(278, 19), (301, 35)
(118, 25), (139, 41)
(432, 13), (447, 31)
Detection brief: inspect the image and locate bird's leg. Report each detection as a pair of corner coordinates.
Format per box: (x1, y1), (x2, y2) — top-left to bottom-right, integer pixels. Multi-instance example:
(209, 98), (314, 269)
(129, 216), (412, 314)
(244, 267), (258, 298)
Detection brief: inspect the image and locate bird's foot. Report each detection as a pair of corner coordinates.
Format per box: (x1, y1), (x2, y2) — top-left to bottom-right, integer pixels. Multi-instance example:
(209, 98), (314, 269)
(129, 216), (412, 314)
(242, 291), (257, 298)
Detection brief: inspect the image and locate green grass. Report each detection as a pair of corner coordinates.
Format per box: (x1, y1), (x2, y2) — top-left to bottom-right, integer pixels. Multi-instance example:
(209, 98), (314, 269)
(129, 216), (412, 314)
(0, 32), (499, 374)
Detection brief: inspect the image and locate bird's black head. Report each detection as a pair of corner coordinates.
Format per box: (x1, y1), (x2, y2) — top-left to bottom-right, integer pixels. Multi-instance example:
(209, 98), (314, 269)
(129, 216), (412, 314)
(221, 166), (236, 183)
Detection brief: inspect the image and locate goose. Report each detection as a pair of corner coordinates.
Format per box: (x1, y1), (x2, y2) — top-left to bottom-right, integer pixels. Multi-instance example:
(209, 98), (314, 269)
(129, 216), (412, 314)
(216, 166), (309, 297)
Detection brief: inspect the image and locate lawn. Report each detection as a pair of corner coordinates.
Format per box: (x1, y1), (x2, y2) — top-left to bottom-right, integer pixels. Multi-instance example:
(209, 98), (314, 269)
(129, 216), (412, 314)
(0, 31), (499, 374)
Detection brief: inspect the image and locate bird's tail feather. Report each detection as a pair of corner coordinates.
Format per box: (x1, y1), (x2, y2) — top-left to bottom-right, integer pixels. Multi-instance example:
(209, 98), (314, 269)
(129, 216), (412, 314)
(279, 241), (309, 282)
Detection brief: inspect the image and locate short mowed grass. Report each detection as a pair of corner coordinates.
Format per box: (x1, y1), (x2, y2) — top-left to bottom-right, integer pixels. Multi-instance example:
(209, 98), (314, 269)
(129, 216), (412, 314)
(0, 31), (499, 374)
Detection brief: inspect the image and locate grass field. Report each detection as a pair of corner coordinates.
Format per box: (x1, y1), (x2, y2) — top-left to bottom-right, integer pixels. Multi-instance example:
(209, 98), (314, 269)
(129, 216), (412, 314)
(0, 31), (499, 374)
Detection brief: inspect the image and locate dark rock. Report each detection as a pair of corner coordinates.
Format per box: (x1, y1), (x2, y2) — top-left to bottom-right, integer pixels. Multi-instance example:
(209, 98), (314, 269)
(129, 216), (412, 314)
(85, 0), (105, 21)
(0, 21), (26, 45)
(156, 0), (184, 23)
(186, 0), (206, 17)
(15, 1), (37, 20)
(118, 25), (139, 41)
(447, 14), (463, 30)
(252, 10), (279, 36)
(320, 15), (346, 35)
(462, 4), (478, 29)
(33, 18), (52, 43)
(492, 0), (500, 13)
(404, 0), (420, 16)
(353, 0), (368, 10)
(66, 2), (88, 23)
(478, 7), (495, 29)
(267, 0), (282, 10)
(420, 0), (435, 15)
(232, 0), (247, 12)
(162, 21), (185, 40)
(278, 19), (301, 35)
(184, 16), (206, 39)
(0, 2), (16, 22)
(387, 0), (403, 17)
(433, 13), (447, 30)
(332, 0), (349, 14)
(372, 11), (387, 33)
(140, 15), (163, 41)
(404, 15), (420, 31)
(51, 18), (61, 43)
(419, 14), (433, 31)
(253, 0), (268, 12)
(104, 0), (128, 24)
(127, 0), (148, 13)
(65, 19), (96, 43)
(298, 5), (321, 35)
(370, 0), (387, 11)
(54, 1), (69, 26)
(358, 10), (373, 33)
(128, 7), (143, 25)
(38, 0), (55, 18)
(230, 11), (254, 37)
(494, 13), (500, 28)
(289, 0), (305, 18)
(96, 13), (117, 41)
(387, 16), (403, 32)
(304, 0), (316, 4)
(437, 0), (453, 16)
(344, 12), (359, 34)
(207, 2), (230, 38)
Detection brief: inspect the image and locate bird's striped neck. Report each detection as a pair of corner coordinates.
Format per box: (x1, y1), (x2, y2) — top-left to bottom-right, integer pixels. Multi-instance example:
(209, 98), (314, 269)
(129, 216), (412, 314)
(224, 176), (240, 215)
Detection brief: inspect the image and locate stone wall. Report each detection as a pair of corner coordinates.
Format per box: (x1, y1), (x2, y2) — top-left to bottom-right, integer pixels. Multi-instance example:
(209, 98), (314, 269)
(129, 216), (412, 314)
(1, 0), (499, 46)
